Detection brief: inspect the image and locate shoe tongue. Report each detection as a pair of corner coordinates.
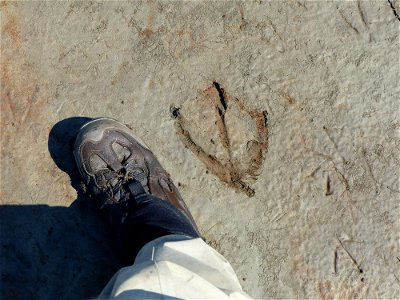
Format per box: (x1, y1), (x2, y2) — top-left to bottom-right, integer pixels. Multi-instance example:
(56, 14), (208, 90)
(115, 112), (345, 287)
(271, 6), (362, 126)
(124, 159), (149, 191)
(108, 176), (120, 188)
(94, 170), (119, 189)
(102, 170), (117, 181)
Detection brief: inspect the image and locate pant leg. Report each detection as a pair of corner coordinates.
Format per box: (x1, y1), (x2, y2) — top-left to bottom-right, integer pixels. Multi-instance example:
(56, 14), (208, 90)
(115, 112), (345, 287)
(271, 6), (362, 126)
(99, 235), (252, 299)
(121, 195), (200, 261)
(103, 186), (200, 263)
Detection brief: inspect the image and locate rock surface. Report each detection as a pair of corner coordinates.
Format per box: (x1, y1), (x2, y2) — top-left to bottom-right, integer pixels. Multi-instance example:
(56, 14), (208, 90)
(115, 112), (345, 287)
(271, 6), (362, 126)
(1, 1), (399, 298)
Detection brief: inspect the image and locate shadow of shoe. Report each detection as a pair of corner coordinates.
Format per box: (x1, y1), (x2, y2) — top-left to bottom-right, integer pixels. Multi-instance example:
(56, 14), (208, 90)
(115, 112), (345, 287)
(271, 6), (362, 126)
(48, 116), (92, 193)
(0, 117), (124, 299)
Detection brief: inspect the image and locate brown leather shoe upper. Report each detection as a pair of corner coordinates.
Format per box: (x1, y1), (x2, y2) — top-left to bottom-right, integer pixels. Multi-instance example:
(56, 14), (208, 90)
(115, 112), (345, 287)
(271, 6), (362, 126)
(73, 118), (198, 232)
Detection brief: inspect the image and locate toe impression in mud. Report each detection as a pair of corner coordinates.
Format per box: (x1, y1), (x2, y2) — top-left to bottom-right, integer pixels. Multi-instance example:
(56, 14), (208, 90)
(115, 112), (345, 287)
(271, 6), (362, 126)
(171, 82), (269, 197)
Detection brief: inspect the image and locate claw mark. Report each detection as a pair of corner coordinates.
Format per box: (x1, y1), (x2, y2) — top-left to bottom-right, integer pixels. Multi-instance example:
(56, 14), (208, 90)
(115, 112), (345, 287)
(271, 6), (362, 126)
(325, 174), (333, 196)
(336, 234), (364, 274)
(334, 249), (338, 274)
(330, 162), (356, 220)
(203, 221), (222, 235)
(303, 135), (355, 218)
(203, 82), (231, 159)
(332, 164), (350, 197)
(323, 126), (340, 157)
(237, 4), (248, 30)
(212, 81), (227, 111)
(306, 166), (321, 178)
(357, 0), (368, 27)
(226, 96), (269, 179)
(268, 19), (283, 41)
(388, 0), (400, 21)
(172, 82), (269, 197)
(338, 9), (360, 34)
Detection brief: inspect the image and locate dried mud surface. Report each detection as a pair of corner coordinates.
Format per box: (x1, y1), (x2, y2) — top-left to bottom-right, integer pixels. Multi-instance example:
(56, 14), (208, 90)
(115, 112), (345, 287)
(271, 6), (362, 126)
(1, 1), (399, 299)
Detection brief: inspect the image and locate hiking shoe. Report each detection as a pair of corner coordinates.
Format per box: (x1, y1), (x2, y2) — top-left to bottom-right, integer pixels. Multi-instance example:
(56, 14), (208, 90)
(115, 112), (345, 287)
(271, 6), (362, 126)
(73, 117), (198, 231)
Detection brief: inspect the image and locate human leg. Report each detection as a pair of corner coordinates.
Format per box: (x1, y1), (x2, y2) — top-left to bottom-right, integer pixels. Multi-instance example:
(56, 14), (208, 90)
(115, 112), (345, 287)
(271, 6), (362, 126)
(73, 117), (251, 298)
(73, 117), (200, 261)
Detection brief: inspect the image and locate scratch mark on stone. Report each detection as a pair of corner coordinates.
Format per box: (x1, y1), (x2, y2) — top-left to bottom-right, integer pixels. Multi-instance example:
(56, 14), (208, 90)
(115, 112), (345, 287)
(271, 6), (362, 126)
(323, 126), (346, 164)
(79, 100), (89, 115)
(268, 19), (283, 41)
(21, 99), (33, 124)
(334, 249), (338, 274)
(362, 150), (381, 188)
(336, 233), (364, 274)
(309, 146), (356, 219)
(325, 174), (333, 196)
(388, 0), (400, 21)
(203, 82), (232, 160)
(203, 221), (222, 235)
(357, 0), (368, 27)
(213, 81), (227, 112)
(56, 100), (66, 115)
(271, 212), (286, 223)
(338, 9), (359, 34)
(306, 165), (321, 178)
(3, 91), (15, 123)
(237, 4), (248, 30)
(332, 164), (350, 196)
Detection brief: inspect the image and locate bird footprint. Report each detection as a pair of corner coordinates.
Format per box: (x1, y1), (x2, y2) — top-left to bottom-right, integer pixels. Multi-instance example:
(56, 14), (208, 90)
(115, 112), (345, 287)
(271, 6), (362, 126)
(171, 82), (269, 197)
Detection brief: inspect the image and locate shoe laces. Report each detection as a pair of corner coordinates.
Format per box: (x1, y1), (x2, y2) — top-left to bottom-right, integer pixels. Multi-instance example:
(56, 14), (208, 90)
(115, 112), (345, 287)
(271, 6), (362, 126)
(99, 160), (148, 207)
